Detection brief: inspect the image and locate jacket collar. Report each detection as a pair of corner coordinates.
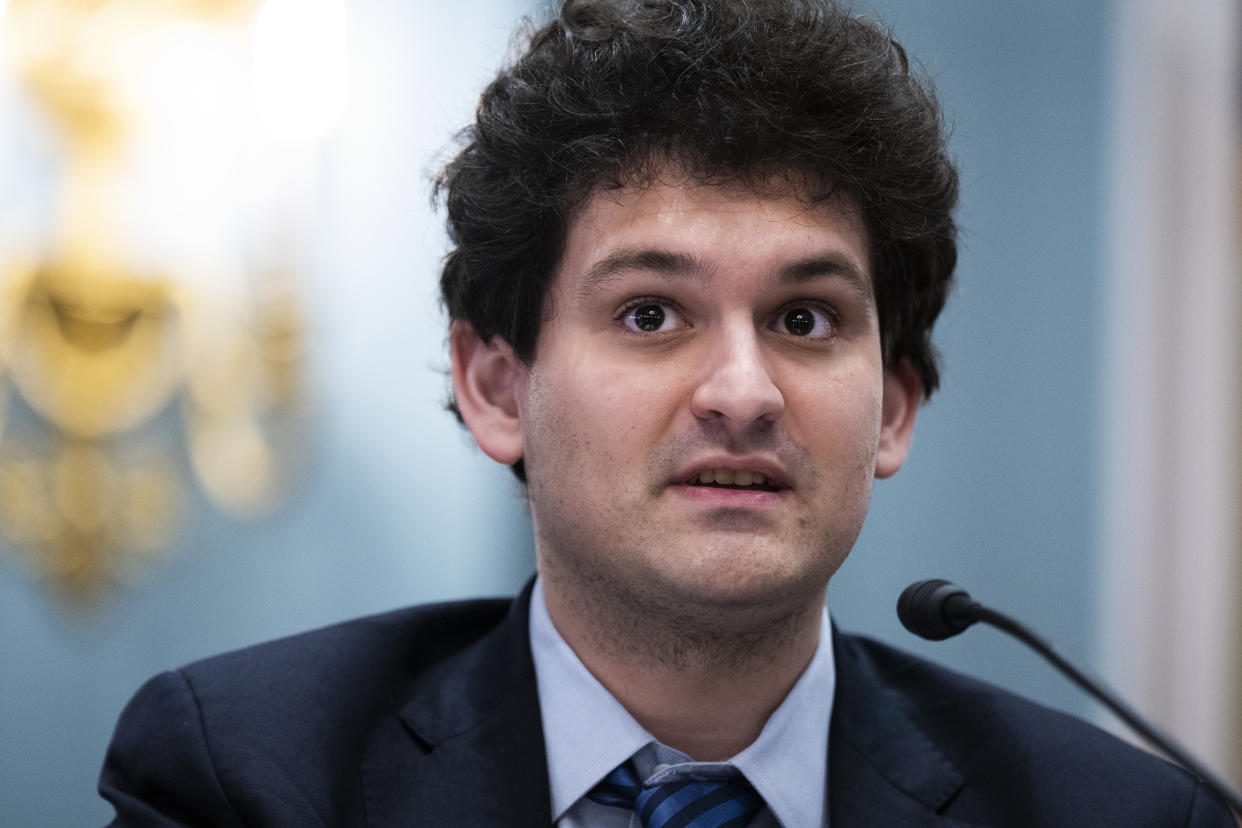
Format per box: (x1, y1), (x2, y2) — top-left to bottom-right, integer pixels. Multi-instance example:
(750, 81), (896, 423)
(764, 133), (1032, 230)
(360, 583), (971, 827)
(363, 581), (551, 828)
(828, 627), (969, 827)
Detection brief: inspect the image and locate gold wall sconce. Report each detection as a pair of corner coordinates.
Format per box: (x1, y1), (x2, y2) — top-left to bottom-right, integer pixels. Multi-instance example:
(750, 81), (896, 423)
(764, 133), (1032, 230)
(0, 0), (345, 604)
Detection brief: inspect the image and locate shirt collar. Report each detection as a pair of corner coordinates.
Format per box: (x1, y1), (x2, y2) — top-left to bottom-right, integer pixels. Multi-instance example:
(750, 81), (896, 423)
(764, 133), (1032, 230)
(730, 608), (834, 828)
(529, 578), (835, 827)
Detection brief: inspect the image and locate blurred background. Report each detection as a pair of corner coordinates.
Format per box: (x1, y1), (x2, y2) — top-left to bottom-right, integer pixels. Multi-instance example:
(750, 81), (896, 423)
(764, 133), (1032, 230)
(0, 0), (1237, 824)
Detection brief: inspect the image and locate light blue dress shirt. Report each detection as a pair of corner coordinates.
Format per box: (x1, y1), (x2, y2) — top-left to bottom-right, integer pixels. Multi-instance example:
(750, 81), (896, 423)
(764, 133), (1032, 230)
(529, 578), (836, 828)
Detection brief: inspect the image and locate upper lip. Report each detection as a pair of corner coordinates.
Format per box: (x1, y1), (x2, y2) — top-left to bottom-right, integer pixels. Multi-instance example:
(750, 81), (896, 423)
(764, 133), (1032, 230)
(675, 456), (792, 489)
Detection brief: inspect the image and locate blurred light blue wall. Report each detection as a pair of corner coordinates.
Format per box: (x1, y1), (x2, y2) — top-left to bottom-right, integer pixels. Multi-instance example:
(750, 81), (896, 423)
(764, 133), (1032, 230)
(0, 2), (536, 825)
(0, 1), (1111, 825)
(832, 0), (1108, 718)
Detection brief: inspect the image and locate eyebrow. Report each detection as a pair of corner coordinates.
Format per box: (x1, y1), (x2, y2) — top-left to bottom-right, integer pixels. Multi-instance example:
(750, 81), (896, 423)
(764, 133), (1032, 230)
(576, 247), (874, 309)
(777, 255), (873, 308)
(576, 249), (710, 300)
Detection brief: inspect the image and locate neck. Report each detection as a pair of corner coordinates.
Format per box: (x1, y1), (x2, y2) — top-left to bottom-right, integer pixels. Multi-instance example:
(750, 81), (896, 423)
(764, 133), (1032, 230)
(539, 566), (825, 761)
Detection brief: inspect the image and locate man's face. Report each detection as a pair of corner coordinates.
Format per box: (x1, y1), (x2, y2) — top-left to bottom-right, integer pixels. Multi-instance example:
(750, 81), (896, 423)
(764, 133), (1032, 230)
(468, 174), (918, 616)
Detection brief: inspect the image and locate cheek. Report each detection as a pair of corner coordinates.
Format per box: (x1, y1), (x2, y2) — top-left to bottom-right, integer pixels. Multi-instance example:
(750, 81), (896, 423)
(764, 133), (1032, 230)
(524, 364), (630, 482)
(791, 360), (883, 419)
(787, 368), (884, 465)
(532, 356), (684, 458)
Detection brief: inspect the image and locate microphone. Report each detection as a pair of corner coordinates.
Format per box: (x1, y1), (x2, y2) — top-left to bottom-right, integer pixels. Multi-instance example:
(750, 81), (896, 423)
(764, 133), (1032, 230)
(896, 578), (979, 640)
(898, 579), (1242, 814)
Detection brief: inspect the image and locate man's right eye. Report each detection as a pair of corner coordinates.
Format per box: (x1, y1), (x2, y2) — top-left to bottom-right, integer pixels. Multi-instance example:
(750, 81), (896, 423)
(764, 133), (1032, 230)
(620, 302), (683, 333)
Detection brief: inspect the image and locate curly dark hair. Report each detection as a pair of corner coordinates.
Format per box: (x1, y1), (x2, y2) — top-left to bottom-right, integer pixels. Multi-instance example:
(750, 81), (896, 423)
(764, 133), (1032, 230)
(438, 0), (958, 400)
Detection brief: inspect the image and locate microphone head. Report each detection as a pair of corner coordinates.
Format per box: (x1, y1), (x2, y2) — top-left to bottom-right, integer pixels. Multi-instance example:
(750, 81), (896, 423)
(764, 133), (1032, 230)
(898, 579), (977, 641)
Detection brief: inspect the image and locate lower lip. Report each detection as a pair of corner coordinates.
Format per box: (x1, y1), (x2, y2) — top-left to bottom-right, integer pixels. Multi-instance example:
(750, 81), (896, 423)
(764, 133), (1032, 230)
(670, 483), (788, 507)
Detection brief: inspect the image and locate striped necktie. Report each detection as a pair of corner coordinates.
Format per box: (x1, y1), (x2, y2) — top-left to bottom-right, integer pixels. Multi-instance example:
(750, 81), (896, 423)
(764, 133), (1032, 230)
(588, 760), (765, 828)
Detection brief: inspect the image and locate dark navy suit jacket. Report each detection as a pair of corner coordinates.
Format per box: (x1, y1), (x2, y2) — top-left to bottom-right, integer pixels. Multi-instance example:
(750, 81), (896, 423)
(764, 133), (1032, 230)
(99, 584), (1234, 826)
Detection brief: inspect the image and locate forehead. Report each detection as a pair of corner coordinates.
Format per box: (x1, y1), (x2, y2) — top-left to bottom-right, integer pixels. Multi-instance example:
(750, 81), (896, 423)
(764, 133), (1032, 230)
(555, 175), (873, 298)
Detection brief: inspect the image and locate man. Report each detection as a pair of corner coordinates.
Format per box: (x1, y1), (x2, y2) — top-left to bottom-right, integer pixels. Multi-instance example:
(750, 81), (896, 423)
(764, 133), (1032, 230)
(99, 1), (1235, 825)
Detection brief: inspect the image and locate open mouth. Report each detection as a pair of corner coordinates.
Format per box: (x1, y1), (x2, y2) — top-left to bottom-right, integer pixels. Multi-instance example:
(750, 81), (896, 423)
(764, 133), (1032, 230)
(687, 468), (782, 493)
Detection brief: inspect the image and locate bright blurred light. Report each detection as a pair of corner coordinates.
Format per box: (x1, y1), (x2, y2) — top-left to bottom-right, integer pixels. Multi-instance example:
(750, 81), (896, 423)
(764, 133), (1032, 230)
(252, 0), (349, 145)
(120, 20), (250, 302)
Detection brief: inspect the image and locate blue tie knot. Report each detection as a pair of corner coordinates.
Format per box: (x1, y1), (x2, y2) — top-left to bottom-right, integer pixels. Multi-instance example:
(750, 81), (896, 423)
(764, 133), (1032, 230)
(588, 760), (764, 828)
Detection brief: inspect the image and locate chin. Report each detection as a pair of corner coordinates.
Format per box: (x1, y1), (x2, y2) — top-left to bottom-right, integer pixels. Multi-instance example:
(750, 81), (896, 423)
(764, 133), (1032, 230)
(655, 556), (825, 611)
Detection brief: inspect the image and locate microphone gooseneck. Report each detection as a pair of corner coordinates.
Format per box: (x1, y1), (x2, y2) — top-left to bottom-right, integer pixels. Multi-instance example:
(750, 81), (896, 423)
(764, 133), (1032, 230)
(897, 579), (1242, 815)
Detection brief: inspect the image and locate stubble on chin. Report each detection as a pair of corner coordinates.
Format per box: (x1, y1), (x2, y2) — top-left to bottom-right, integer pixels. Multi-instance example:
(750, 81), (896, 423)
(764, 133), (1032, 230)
(542, 543), (817, 675)
(535, 488), (841, 677)
(531, 422), (866, 675)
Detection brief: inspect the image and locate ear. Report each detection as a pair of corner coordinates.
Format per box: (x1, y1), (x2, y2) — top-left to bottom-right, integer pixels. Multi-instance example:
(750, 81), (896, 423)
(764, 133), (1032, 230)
(875, 360), (922, 479)
(450, 320), (526, 466)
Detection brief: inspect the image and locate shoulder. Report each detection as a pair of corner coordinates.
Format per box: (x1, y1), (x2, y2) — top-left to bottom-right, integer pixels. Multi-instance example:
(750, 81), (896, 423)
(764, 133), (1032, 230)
(833, 632), (1234, 826)
(167, 596), (516, 753)
(179, 596), (513, 698)
(837, 630), (1147, 762)
(100, 596), (518, 826)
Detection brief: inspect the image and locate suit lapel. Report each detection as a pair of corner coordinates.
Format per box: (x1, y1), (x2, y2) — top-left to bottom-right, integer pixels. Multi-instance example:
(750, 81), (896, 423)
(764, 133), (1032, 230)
(362, 583), (551, 828)
(828, 628), (970, 828)
(361, 596), (976, 827)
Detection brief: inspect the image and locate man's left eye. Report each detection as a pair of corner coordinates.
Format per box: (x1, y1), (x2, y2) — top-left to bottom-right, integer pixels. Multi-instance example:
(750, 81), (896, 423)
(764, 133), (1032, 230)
(773, 306), (835, 338)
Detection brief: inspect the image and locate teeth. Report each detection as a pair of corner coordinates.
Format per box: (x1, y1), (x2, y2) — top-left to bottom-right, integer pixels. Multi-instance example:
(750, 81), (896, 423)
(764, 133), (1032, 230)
(694, 469), (769, 486)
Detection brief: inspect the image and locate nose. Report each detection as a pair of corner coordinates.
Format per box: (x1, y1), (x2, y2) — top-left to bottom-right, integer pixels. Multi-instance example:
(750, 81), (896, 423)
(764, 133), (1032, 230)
(689, 322), (785, 426)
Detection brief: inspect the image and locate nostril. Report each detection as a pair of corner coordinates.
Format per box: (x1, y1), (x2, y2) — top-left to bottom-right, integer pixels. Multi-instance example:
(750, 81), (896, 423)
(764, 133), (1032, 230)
(690, 374), (784, 423)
